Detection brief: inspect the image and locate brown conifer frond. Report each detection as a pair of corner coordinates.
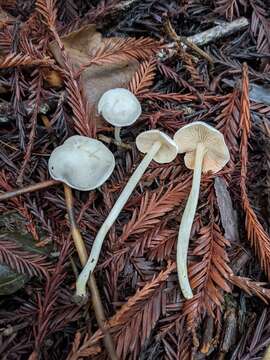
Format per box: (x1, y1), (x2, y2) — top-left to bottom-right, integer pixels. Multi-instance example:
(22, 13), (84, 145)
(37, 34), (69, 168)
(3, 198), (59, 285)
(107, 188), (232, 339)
(17, 71), (43, 184)
(32, 239), (72, 352)
(0, 52), (52, 68)
(0, 235), (52, 280)
(214, 0), (244, 21)
(64, 76), (95, 137)
(119, 177), (191, 242)
(36, 0), (95, 137)
(262, 120), (270, 220)
(112, 262), (176, 358)
(239, 63), (270, 278)
(72, 262), (176, 359)
(147, 226), (177, 261)
(183, 52), (207, 89)
(215, 88), (241, 161)
(78, 37), (159, 74)
(250, 0), (270, 53)
(36, 0), (57, 29)
(128, 58), (156, 96)
(157, 62), (198, 94)
(229, 275), (270, 303)
(0, 171), (39, 240)
(141, 92), (228, 103)
(66, 332), (101, 360)
(183, 221), (232, 329)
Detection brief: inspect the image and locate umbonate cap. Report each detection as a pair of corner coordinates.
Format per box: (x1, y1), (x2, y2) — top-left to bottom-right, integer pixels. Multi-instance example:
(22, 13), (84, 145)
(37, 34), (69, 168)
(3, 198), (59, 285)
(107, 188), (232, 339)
(48, 135), (115, 191)
(173, 121), (230, 173)
(136, 130), (178, 164)
(98, 88), (142, 127)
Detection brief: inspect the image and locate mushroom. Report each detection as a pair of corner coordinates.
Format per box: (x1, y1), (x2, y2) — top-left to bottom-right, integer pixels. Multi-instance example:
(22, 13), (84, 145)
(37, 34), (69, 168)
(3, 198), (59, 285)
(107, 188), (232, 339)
(48, 135), (115, 191)
(173, 121), (230, 299)
(98, 88), (142, 143)
(76, 129), (178, 298)
(48, 136), (117, 357)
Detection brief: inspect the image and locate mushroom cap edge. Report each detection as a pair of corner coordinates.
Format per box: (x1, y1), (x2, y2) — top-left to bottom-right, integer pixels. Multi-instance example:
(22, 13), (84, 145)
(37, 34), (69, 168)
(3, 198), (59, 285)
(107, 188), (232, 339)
(136, 129), (178, 164)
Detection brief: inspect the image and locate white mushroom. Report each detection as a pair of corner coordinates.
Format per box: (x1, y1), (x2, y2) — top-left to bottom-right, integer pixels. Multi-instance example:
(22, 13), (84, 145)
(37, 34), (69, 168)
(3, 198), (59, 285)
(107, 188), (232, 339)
(98, 88), (142, 143)
(173, 122), (230, 299)
(48, 135), (115, 191)
(76, 130), (178, 298)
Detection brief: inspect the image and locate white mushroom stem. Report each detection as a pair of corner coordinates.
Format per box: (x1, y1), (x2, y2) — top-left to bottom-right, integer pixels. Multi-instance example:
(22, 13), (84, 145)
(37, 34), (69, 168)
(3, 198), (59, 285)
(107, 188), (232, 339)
(114, 127), (122, 143)
(177, 142), (206, 300)
(76, 140), (162, 297)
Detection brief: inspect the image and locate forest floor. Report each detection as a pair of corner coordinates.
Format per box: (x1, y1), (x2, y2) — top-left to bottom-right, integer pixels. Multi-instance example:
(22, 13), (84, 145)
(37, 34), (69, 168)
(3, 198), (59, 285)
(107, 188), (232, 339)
(0, 0), (270, 359)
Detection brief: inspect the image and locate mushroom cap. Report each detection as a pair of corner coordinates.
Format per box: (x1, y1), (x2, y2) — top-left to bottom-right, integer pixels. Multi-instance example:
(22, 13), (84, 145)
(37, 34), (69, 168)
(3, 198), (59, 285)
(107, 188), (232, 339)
(136, 130), (178, 163)
(48, 135), (115, 191)
(173, 121), (230, 173)
(98, 88), (142, 127)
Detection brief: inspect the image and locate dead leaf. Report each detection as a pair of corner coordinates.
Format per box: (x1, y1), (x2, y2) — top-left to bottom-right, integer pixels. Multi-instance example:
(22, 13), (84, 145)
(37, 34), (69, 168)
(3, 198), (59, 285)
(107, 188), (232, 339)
(49, 24), (139, 126)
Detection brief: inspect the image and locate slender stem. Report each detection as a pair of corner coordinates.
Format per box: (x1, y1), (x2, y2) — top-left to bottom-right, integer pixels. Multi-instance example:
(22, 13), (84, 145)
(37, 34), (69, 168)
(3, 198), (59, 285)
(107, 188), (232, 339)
(114, 127), (122, 143)
(63, 185), (118, 360)
(76, 140), (162, 297)
(177, 143), (206, 299)
(0, 179), (59, 202)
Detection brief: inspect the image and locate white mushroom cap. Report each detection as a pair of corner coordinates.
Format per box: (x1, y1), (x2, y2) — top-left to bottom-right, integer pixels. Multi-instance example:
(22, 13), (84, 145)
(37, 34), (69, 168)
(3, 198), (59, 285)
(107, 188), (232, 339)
(136, 130), (178, 163)
(174, 121), (230, 173)
(98, 88), (142, 127)
(48, 135), (115, 191)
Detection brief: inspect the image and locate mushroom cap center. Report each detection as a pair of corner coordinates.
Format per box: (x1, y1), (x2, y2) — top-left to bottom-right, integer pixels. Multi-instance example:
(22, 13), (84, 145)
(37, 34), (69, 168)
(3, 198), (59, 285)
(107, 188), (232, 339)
(98, 88), (142, 127)
(48, 135), (115, 191)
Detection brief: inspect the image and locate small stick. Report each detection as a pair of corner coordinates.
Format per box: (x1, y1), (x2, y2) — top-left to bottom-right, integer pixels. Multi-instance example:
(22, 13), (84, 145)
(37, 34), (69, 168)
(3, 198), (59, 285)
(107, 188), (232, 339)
(163, 17), (249, 58)
(187, 17), (249, 47)
(165, 20), (213, 63)
(63, 185), (118, 360)
(98, 134), (132, 150)
(0, 179), (59, 202)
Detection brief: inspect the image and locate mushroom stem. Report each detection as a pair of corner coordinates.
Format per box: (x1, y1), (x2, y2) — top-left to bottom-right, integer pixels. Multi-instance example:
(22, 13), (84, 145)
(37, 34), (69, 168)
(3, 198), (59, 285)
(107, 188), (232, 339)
(177, 142), (206, 299)
(76, 140), (162, 297)
(114, 126), (122, 143)
(63, 185), (118, 360)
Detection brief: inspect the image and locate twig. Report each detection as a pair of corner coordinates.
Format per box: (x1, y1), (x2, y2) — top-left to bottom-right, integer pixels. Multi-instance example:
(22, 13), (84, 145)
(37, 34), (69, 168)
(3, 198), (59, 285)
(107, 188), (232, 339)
(163, 17), (249, 60)
(187, 17), (249, 47)
(63, 185), (118, 360)
(98, 134), (132, 150)
(0, 179), (59, 201)
(165, 20), (213, 64)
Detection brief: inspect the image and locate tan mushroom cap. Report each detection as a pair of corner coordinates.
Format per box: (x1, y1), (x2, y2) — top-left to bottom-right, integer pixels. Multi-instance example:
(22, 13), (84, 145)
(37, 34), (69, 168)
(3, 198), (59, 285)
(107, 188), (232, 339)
(48, 135), (115, 191)
(174, 122), (230, 173)
(136, 130), (178, 163)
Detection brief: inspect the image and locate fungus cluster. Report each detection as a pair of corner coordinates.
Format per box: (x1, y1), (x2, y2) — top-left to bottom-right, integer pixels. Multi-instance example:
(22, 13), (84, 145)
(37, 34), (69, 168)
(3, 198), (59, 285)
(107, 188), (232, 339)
(76, 129), (178, 298)
(47, 88), (230, 301)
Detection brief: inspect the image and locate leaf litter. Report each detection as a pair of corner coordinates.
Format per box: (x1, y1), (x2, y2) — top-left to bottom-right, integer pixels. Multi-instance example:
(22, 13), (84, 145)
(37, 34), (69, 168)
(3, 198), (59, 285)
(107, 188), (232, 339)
(0, 0), (269, 359)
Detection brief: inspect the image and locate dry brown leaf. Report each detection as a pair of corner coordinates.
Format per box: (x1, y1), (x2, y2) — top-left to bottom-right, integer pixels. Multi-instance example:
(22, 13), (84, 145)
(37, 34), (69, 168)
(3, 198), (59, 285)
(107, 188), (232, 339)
(49, 24), (139, 122)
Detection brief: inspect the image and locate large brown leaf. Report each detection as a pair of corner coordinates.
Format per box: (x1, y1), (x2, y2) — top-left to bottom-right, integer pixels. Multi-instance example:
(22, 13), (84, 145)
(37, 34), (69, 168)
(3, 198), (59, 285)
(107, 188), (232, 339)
(49, 24), (139, 117)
